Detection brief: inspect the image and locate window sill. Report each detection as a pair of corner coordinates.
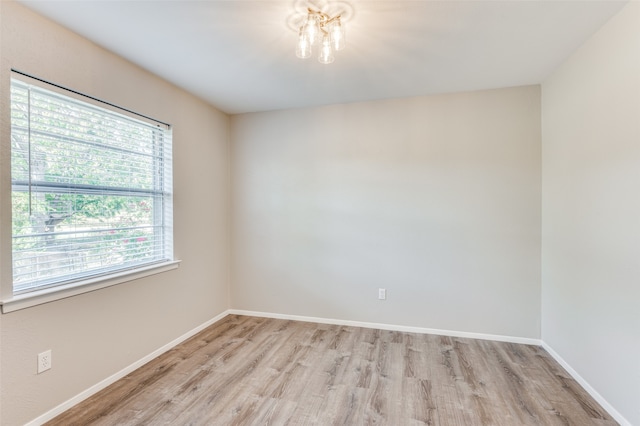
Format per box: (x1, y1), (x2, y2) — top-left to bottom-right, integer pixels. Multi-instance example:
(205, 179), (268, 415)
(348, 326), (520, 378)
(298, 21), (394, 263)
(0, 260), (181, 313)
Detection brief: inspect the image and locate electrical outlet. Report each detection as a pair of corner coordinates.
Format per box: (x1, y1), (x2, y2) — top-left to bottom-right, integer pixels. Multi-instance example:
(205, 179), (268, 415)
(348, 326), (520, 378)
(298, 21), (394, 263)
(37, 350), (52, 374)
(378, 288), (386, 300)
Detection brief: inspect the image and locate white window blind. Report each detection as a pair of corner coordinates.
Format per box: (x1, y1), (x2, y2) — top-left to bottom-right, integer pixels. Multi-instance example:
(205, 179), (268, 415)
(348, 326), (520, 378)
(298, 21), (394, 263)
(10, 77), (173, 295)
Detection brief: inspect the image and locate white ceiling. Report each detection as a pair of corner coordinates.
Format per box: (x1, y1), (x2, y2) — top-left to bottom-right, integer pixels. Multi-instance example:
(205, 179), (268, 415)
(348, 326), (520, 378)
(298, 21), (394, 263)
(19, 0), (627, 114)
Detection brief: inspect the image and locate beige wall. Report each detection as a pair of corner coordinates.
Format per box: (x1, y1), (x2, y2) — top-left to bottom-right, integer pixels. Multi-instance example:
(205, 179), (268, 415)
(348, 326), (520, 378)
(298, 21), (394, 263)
(231, 86), (542, 338)
(541, 2), (640, 425)
(0, 2), (230, 425)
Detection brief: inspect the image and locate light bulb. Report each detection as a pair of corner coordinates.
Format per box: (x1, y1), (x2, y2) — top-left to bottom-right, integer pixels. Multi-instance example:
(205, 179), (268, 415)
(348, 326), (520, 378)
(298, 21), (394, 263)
(296, 30), (311, 59)
(318, 34), (334, 64)
(330, 19), (345, 51)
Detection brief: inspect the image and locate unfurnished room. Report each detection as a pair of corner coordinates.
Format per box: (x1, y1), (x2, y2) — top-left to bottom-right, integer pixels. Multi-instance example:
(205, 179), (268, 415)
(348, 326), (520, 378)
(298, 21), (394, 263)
(0, 0), (638, 425)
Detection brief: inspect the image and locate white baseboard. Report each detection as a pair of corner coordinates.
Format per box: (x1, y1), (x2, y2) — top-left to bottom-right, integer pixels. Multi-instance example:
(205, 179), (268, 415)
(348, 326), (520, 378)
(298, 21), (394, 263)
(25, 310), (232, 426)
(541, 342), (631, 426)
(228, 309), (542, 346)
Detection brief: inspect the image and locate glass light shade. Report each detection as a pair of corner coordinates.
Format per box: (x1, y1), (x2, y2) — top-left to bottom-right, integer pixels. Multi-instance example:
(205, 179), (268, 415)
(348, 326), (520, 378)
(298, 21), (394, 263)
(303, 14), (319, 45)
(318, 34), (334, 64)
(296, 31), (311, 58)
(330, 20), (345, 51)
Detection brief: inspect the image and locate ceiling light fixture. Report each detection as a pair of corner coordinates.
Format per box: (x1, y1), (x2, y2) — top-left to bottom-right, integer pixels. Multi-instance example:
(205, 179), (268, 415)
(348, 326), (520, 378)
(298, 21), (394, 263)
(296, 8), (345, 64)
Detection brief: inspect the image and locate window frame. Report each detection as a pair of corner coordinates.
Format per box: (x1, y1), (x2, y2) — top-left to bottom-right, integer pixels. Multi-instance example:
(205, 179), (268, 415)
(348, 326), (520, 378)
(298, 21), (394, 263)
(0, 71), (179, 313)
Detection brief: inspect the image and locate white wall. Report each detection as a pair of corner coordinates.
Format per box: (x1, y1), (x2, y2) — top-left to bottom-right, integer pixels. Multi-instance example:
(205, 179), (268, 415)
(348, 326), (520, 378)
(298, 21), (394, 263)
(231, 86), (542, 339)
(541, 2), (640, 425)
(0, 2), (230, 424)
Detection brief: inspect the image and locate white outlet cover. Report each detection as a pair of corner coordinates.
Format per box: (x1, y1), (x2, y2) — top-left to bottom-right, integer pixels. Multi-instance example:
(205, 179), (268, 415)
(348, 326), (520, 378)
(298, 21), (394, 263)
(38, 350), (52, 374)
(378, 288), (386, 300)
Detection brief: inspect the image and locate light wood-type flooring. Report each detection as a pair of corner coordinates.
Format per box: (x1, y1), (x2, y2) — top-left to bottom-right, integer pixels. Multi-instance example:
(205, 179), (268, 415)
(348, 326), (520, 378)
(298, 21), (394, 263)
(47, 315), (616, 425)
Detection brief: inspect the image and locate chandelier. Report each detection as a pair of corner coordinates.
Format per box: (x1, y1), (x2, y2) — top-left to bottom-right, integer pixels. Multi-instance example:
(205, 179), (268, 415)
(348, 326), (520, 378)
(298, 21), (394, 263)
(296, 8), (345, 64)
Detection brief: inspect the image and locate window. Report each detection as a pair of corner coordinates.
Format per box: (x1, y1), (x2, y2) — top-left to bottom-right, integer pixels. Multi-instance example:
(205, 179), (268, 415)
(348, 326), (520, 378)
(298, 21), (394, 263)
(9, 76), (173, 298)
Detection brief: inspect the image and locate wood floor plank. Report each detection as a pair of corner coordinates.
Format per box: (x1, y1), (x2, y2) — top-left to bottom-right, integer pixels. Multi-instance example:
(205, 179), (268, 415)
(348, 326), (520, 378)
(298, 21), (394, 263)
(47, 315), (617, 426)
